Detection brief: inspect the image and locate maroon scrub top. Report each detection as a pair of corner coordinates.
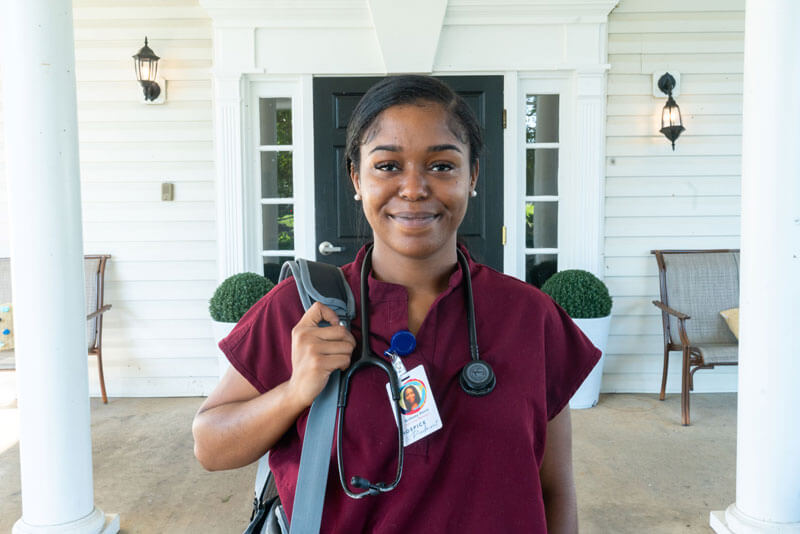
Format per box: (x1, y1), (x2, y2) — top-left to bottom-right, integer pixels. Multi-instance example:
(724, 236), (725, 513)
(220, 245), (601, 533)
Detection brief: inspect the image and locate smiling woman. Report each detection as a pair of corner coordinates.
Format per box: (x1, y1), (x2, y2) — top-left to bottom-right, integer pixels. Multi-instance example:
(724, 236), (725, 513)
(193, 75), (601, 534)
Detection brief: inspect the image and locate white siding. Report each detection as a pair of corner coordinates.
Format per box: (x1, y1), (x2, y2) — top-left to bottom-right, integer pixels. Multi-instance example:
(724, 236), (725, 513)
(603, 0), (744, 393)
(0, 0), (217, 397)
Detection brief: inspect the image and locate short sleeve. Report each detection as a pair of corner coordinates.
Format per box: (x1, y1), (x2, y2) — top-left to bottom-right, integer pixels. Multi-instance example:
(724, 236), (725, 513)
(218, 279), (305, 394)
(543, 299), (602, 420)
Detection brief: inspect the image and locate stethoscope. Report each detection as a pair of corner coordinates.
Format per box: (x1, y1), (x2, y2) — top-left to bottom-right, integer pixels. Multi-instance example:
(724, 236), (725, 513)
(336, 245), (496, 499)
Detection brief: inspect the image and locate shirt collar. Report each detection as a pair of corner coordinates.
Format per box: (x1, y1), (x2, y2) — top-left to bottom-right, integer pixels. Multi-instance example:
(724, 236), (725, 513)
(350, 242), (480, 301)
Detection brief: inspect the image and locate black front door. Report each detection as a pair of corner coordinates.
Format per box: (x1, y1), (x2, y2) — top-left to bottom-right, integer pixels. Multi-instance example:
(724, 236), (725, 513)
(313, 76), (503, 270)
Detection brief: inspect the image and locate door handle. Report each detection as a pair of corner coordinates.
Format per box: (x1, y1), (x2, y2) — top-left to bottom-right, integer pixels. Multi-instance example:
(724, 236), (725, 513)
(318, 241), (344, 255)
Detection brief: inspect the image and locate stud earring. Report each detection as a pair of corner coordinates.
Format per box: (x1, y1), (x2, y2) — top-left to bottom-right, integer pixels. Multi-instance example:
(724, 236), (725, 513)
(470, 190), (478, 198)
(354, 193), (362, 201)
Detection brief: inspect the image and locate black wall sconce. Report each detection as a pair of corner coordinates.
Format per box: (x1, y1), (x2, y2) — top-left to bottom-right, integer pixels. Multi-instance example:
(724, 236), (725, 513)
(657, 72), (685, 150)
(132, 37), (161, 102)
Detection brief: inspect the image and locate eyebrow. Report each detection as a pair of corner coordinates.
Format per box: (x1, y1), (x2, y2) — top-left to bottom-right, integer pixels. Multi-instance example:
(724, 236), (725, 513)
(368, 144), (463, 154)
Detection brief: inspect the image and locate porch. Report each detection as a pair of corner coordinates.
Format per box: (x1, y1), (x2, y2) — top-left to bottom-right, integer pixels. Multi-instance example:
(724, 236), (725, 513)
(0, 376), (736, 533)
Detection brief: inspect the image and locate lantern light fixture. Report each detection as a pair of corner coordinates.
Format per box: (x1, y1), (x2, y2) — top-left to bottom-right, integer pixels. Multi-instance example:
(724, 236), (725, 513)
(657, 72), (685, 151)
(132, 37), (161, 102)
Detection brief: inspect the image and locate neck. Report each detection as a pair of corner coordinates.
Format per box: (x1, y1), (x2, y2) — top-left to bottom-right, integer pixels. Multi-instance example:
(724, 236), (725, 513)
(369, 241), (458, 295)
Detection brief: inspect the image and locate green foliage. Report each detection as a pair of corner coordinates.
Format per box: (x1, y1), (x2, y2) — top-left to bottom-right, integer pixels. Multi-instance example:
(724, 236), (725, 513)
(525, 203), (534, 231)
(541, 269), (612, 319)
(276, 109), (292, 145)
(277, 210), (294, 249)
(526, 94), (537, 142)
(209, 272), (275, 323)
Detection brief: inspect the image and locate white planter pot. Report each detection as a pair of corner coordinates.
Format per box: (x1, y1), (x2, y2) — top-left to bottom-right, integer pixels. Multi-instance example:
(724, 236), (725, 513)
(211, 320), (237, 380)
(569, 315), (611, 410)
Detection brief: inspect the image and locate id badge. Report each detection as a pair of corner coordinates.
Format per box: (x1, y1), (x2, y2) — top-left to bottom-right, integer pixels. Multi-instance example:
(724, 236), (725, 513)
(386, 364), (443, 447)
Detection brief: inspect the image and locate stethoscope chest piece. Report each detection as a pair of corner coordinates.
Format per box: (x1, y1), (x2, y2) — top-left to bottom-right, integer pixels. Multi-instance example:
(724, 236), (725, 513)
(460, 360), (496, 396)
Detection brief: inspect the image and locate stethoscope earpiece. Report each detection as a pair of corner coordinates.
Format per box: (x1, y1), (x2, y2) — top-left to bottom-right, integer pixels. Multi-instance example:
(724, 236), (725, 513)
(459, 360), (496, 397)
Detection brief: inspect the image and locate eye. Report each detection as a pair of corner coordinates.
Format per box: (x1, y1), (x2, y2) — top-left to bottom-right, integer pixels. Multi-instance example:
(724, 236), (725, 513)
(375, 161), (400, 172)
(430, 162), (455, 172)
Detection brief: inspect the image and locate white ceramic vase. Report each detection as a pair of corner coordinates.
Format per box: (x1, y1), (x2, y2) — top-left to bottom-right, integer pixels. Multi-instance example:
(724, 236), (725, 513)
(211, 320), (236, 380)
(569, 315), (612, 409)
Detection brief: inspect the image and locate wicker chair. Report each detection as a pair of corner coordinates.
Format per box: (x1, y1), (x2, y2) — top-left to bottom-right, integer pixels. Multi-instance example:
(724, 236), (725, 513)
(651, 250), (739, 425)
(0, 255), (112, 403)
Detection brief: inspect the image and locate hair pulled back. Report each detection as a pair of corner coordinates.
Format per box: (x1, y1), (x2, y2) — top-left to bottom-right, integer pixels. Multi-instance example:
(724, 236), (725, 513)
(344, 75), (484, 176)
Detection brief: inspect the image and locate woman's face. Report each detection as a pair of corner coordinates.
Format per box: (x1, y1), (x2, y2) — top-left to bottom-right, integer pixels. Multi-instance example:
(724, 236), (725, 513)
(351, 102), (477, 262)
(404, 387), (417, 406)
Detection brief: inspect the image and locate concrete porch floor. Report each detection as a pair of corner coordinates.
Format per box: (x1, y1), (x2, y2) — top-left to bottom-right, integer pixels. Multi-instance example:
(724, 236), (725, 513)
(0, 381), (736, 533)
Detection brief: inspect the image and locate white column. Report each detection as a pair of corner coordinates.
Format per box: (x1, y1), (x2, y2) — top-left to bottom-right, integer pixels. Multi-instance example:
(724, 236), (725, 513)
(560, 70), (607, 277)
(710, 1), (800, 532)
(208, 26), (260, 281)
(0, 2), (117, 533)
(214, 74), (248, 280)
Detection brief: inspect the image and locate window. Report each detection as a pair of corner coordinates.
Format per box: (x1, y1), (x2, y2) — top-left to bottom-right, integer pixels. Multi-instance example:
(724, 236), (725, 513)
(524, 94), (559, 287)
(258, 97), (295, 284)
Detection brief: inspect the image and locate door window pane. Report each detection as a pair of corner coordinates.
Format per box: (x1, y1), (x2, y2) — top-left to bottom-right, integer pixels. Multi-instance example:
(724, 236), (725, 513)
(259, 98), (292, 145)
(262, 204), (294, 251)
(526, 148), (558, 196)
(261, 151), (293, 198)
(263, 255), (293, 285)
(525, 94), (559, 143)
(526, 254), (558, 288)
(525, 201), (558, 249)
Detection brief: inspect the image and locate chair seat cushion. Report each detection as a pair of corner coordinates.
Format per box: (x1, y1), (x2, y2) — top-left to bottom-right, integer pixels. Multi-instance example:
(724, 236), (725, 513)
(695, 343), (738, 364)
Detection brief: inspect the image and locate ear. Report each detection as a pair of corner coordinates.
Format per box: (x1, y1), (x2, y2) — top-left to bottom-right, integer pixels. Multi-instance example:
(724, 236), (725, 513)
(469, 159), (480, 192)
(349, 160), (361, 196)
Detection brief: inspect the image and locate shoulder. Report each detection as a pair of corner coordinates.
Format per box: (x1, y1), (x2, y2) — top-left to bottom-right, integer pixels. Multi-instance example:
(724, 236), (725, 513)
(233, 275), (305, 332)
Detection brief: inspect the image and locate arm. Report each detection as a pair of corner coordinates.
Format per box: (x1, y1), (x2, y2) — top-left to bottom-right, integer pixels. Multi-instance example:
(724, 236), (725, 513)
(539, 406), (578, 534)
(192, 302), (355, 471)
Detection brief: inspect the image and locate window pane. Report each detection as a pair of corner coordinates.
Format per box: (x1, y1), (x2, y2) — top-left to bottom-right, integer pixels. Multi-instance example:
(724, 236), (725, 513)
(525, 201), (558, 249)
(526, 254), (558, 288)
(526, 148), (558, 196)
(262, 204), (294, 251)
(259, 97), (292, 145)
(525, 94), (559, 143)
(261, 151), (293, 198)
(263, 255), (294, 285)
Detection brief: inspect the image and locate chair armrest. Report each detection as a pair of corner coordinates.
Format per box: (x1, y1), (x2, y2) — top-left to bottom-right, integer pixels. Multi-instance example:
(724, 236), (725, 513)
(651, 300), (690, 320)
(86, 304), (112, 321)
(652, 300), (692, 346)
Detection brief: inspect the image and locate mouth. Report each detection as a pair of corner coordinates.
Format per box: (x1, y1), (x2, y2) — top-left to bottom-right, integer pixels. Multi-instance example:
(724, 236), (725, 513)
(388, 212), (440, 227)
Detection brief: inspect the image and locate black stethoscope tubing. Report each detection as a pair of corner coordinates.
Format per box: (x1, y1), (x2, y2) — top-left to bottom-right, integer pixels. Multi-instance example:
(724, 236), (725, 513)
(336, 246), (404, 498)
(335, 245), (495, 499)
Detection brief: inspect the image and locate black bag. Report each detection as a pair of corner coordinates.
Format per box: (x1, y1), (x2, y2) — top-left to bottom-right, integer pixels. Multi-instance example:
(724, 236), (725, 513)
(244, 470), (288, 534)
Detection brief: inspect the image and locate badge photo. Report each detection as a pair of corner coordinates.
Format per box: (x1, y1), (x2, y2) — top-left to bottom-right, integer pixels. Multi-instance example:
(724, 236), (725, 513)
(399, 379), (426, 415)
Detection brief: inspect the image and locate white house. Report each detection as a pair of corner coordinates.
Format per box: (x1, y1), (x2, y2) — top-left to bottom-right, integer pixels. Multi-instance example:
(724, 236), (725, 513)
(1, 1), (797, 533)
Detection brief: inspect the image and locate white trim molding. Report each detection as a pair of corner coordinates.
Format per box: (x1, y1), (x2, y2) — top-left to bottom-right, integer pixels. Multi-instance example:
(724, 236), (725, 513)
(201, 1), (619, 282)
(214, 74), (247, 280)
(561, 69), (607, 276)
(210, 26), (262, 281)
(368, 0), (447, 73)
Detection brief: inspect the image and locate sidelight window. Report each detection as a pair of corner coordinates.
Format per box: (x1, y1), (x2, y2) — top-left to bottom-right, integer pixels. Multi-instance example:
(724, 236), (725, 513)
(524, 94), (559, 288)
(258, 97), (295, 284)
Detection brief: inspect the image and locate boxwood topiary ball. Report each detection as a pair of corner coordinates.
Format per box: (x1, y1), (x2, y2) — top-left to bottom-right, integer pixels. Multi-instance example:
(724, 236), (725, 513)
(209, 272), (274, 323)
(541, 269), (612, 319)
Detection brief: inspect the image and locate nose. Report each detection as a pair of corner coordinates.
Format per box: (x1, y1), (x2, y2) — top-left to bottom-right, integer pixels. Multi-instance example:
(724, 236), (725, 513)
(398, 167), (428, 201)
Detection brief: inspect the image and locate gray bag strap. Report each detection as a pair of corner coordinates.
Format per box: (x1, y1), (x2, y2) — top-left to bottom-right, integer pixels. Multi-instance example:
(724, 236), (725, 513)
(278, 259), (354, 534)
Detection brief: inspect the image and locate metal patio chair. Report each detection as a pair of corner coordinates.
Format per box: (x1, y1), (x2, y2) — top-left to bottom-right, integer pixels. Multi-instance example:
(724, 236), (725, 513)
(651, 249), (739, 425)
(0, 255), (113, 403)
